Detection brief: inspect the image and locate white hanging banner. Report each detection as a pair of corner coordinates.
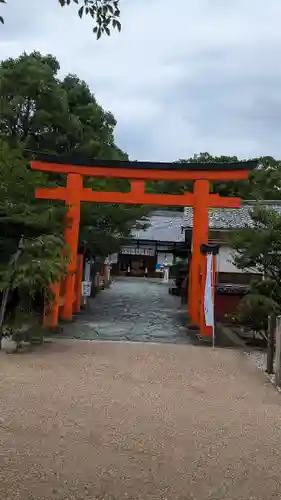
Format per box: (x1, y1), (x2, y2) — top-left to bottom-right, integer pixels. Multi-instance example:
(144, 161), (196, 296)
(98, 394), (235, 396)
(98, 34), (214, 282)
(204, 253), (214, 329)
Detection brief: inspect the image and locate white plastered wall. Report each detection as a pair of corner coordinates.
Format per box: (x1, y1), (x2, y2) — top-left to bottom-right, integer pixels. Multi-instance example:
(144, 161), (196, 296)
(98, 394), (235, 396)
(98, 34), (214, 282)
(216, 246), (260, 274)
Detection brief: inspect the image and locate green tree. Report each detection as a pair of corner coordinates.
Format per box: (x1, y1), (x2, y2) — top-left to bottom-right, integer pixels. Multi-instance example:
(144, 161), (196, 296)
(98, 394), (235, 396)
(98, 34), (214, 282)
(0, 51), (149, 259)
(0, 51), (149, 326)
(0, 0), (121, 39)
(231, 207), (281, 335)
(148, 153), (281, 203)
(184, 153), (281, 200)
(146, 153), (243, 208)
(0, 140), (65, 259)
(233, 207), (281, 279)
(0, 140), (68, 330)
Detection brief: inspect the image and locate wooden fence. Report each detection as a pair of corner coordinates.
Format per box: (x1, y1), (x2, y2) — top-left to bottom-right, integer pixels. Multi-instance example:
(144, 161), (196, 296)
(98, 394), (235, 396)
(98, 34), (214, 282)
(266, 315), (281, 387)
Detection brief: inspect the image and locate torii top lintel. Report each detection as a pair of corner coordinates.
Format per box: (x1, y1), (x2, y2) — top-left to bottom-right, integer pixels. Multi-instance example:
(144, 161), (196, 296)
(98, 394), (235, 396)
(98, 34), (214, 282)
(29, 151), (257, 182)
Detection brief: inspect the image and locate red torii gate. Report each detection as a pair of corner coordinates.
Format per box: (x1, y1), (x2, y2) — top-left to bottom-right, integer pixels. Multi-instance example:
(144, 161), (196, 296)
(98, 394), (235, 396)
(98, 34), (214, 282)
(30, 153), (256, 337)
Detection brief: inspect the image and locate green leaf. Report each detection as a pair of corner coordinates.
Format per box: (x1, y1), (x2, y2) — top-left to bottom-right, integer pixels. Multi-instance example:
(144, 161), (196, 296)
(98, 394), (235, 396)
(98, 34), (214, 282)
(78, 5), (84, 18)
(115, 19), (121, 31)
(0, 50), (151, 330)
(0, 16), (4, 24)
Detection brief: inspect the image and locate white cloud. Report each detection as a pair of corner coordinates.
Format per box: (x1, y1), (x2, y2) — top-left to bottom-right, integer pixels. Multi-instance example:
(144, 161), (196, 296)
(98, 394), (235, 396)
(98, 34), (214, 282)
(1, 0), (281, 161)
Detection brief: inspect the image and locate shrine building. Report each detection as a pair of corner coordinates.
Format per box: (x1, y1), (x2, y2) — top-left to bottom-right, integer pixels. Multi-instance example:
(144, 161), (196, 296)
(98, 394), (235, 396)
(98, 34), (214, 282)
(182, 201), (281, 322)
(110, 210), (189, 277)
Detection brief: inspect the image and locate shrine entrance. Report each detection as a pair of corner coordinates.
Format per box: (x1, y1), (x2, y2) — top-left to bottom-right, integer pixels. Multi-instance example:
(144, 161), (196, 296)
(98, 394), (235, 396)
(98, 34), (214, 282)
(30, 153), (256, 337)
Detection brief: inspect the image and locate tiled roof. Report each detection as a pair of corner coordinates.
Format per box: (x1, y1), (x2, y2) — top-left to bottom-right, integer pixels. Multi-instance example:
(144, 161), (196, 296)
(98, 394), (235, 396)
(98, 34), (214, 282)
(131, 210), (185, 242)
(182, 202), (281, 229)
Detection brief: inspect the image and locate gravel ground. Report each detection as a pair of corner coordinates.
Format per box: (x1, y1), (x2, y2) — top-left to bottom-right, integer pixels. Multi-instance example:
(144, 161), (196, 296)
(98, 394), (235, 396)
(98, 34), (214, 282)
(247, 350), (277, 387)
(1, 340), (281, 500)
(247, 350), (267, 373)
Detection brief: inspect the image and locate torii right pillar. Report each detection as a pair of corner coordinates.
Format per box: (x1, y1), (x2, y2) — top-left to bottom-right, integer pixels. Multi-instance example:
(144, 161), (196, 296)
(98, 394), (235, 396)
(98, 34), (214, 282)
(188, 168), (255, 337)
(190, 179), (210, 332)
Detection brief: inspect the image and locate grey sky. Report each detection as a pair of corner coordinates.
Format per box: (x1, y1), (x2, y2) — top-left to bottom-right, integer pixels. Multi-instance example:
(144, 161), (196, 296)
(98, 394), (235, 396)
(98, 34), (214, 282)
(1, 0), (281, 161)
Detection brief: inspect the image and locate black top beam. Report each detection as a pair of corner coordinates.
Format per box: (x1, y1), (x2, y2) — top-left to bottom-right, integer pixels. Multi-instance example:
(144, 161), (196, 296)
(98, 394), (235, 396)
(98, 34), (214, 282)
(27, 150), (258, 172)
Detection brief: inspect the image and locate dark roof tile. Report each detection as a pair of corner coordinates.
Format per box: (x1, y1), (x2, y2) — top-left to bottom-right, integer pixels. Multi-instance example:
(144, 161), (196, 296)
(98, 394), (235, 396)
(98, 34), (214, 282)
(183, 203), (281, 229)
(132, 211), (185, 242)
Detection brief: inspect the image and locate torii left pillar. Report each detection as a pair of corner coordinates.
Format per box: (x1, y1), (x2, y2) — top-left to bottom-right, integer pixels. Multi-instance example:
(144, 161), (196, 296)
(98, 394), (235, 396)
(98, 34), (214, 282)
(62, 173), (83, 320)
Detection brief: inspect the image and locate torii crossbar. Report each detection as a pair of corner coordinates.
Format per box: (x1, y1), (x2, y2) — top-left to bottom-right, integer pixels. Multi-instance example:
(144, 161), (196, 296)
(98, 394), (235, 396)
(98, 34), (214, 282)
(30, 152), (257, 336)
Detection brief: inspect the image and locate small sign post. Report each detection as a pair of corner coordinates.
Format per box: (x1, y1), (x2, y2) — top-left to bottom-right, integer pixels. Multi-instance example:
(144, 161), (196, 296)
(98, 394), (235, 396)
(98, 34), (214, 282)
(82, 281), (92, 297)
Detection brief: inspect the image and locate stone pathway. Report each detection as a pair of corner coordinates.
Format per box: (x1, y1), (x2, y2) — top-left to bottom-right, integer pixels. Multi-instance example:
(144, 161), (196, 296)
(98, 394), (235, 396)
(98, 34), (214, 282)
(64, 277), (195, 344)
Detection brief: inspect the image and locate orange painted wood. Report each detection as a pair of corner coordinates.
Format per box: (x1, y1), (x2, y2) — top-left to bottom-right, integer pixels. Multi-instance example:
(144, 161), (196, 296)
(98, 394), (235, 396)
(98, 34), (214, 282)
(131, 180), (145, 196)
(82, 190), (195, 206)
(59, 296), (65, 307)
(200, 254), (207, 334)
(35, 186), (241, 209)
(32, 159), (253, 338)
(43, 282), (60, 328)
(61, 173), (83, 321)
(31, 160), (251, 182)
(189, 180), (209, 325)
(35, 187), (66, 200)
(36, 186), (194, 206)
(73, 254), (83, 313)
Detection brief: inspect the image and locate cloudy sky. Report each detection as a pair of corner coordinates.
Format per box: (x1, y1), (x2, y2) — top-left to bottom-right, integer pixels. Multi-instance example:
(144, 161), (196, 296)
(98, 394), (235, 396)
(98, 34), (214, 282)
(1, 0), (281, 161)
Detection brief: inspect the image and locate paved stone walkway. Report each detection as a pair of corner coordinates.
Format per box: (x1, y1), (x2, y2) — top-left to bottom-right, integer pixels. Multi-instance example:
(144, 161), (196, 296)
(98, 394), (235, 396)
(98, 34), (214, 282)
(1, 340), (281, 500)
(65, 277), (194, 344)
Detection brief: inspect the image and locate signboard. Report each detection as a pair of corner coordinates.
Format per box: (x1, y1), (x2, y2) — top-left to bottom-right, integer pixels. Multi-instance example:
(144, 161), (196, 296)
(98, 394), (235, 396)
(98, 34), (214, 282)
(120, 247), (155, 256)
(157, 252), (174, 267)
(155, 263), (164, 272)
(109, 253), (118, 264)
(82, 281), (92, 297)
